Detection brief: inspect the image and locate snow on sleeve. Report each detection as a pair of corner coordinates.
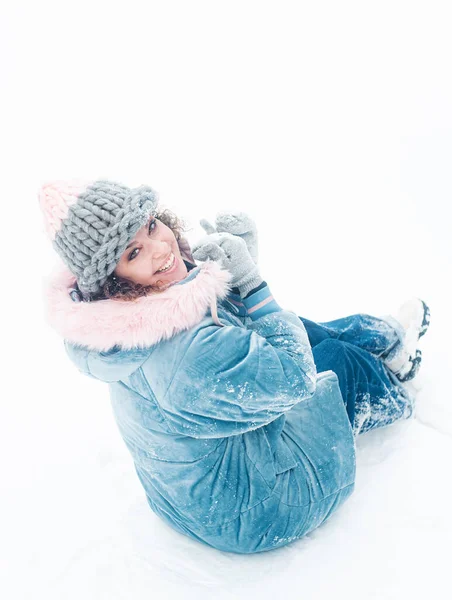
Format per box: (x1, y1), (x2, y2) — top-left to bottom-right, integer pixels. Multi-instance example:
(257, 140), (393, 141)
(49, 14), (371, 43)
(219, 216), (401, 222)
(153, 302), (317, 439)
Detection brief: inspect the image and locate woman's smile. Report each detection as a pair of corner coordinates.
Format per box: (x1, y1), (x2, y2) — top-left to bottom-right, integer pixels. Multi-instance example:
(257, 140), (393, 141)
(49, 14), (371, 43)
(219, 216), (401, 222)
(155, 251), (177, 274)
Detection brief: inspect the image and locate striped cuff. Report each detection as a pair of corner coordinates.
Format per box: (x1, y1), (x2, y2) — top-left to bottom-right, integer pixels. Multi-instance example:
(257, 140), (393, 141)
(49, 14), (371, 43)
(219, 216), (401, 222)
(241, 283), (283, 321)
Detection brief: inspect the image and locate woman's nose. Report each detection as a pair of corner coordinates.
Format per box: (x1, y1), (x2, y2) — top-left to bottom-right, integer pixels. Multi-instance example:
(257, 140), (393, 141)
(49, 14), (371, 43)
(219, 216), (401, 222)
(153, 242), (172, 259)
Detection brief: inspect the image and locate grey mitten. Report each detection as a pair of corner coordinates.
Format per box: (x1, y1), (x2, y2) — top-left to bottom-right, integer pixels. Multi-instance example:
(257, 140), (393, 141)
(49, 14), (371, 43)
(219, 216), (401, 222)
(199, 211), (259, 265)
(192, 231), (263, 297)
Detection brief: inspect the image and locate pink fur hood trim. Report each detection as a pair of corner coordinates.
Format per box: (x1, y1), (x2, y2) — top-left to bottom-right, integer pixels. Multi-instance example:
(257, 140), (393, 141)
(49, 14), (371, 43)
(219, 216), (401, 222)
(42, 261), (234, 352)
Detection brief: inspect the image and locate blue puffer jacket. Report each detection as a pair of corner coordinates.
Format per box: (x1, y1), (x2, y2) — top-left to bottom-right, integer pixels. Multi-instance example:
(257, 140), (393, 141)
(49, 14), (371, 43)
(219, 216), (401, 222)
(43, 249), (356, 554)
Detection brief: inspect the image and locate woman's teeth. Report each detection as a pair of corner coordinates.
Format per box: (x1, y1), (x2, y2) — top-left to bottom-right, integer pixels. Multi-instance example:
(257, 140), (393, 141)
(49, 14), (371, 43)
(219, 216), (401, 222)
(156, 252), (175, 273)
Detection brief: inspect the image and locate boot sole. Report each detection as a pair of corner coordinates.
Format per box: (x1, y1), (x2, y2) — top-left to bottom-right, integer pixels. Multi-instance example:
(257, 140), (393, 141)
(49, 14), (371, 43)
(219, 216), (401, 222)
(396, 349), (422, 383)
(418, 300), (431, 338)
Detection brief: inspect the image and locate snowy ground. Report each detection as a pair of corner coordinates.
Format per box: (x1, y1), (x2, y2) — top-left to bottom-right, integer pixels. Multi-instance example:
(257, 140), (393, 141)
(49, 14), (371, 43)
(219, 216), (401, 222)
(2, 2), (452, 599)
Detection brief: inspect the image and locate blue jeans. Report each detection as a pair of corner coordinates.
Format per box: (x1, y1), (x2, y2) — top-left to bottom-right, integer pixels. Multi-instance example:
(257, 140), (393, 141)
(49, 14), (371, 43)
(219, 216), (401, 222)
(299, 314), (415, 437)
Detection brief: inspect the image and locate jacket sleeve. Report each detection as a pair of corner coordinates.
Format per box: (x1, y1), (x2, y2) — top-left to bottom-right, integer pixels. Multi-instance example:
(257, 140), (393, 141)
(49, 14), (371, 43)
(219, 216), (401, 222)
(155, 282), (317, 438)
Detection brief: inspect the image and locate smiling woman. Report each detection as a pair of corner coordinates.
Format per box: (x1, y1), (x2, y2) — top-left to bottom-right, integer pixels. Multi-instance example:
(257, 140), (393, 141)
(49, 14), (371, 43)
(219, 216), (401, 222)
(39, 178), (430, 555)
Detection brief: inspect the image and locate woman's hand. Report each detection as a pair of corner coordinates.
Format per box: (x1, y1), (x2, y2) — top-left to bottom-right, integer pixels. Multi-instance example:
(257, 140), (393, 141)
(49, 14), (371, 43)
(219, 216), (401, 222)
(192, 231), (263, 297)
(199, 212), (259, 265)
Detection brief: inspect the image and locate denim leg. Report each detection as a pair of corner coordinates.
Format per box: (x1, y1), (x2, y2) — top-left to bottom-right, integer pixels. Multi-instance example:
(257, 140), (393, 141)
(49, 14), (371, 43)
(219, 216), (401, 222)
(300, 314), (405, 362)
(312, 339), (415, 437)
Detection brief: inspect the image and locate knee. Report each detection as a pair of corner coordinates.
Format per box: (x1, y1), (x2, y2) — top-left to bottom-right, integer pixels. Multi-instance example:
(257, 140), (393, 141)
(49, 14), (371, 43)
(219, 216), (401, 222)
(312, 339), (348, 369)
(315, 339), (347, 354)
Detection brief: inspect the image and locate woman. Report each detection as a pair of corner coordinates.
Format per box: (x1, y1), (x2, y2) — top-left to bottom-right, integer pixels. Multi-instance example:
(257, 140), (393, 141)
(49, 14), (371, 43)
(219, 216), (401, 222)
(40, 179), (430, 554)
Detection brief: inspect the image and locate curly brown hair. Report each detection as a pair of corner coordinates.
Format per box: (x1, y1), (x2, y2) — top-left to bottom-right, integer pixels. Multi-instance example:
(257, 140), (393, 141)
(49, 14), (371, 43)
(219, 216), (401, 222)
(78, 208), (192, 302)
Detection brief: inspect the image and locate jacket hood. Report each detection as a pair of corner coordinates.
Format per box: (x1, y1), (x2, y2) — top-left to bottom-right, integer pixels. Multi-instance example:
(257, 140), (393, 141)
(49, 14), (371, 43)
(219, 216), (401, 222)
(42, 253), (234, 352)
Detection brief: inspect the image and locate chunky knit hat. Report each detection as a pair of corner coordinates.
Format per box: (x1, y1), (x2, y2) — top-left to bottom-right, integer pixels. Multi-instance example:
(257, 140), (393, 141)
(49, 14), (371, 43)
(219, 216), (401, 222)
(38, 179), (159, 295)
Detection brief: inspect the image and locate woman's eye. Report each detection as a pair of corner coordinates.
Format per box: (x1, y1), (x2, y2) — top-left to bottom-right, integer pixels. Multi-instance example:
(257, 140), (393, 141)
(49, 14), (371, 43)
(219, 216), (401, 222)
(128, 218), (158, 261)
(148, 218), (157, 234)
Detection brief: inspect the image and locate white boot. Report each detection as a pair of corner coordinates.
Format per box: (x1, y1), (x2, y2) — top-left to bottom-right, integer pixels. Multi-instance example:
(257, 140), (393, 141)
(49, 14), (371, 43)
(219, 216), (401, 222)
(380, 297), (430, 380)
(392, 297), (430, 341)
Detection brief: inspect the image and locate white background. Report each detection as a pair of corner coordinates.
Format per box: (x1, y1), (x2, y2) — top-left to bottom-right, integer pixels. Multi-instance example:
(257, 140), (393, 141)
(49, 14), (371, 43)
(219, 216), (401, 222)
(1, 1), (451, 599)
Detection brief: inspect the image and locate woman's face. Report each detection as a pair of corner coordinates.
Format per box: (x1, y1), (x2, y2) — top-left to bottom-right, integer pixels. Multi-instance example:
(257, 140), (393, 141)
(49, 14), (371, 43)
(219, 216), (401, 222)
(114, 216), (188, 287)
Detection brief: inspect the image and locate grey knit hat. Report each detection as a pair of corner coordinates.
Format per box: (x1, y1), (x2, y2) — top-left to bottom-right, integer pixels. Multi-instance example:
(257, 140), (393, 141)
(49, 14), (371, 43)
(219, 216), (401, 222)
(38, 179), (159, 295)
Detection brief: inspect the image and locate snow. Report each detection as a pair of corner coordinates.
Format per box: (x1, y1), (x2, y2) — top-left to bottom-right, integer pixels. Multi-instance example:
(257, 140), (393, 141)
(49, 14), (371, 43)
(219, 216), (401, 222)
(2, 1), (452, 599)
